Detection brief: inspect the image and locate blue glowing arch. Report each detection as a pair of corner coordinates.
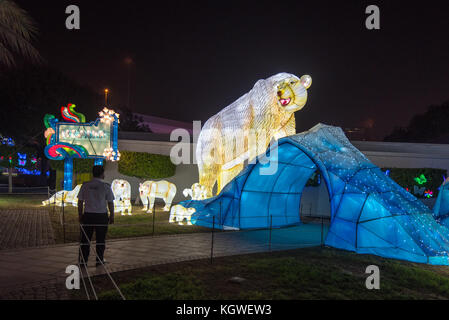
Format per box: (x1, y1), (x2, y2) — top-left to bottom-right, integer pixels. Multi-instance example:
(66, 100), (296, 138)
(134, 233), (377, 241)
(182, 124), (449, 265)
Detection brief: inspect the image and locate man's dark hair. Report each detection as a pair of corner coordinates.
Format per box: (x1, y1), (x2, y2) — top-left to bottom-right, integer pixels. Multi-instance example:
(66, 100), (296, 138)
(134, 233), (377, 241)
(92, 165), (105, 178)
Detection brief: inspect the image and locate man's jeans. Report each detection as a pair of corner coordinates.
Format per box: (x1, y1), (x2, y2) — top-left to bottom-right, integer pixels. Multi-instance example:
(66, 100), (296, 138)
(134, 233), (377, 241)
(79, 212), (109, 263)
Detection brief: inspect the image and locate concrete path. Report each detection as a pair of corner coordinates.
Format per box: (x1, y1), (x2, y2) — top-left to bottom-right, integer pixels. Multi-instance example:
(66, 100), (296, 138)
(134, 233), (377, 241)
(0, 210), (55, 250)
(0, 223), (326, 299)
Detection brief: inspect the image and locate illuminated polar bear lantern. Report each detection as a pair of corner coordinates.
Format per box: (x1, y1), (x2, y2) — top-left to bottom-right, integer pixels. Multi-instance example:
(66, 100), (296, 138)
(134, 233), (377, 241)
(183, 183), (208, 200)
(196, 72), (312, 196)
(112, 179), (132, 215)
(42, 184), (81, 207)
(139, 180), (176, 213)
(169, 204), (196, 225)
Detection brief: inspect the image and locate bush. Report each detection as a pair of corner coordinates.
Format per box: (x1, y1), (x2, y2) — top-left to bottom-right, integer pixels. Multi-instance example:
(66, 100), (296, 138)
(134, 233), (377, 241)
(382, 167), (447, 198)
(306, 170), (320, 187)
(118, 151), (176, 179)
(49, 158), (95, 174)
(50, 159), (95, 190)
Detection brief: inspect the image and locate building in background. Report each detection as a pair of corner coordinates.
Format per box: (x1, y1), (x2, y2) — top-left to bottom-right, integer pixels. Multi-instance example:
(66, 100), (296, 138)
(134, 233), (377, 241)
(343, 127), (367, 141)
(134, 113), (193, 135)
(105, 131), (449, 208)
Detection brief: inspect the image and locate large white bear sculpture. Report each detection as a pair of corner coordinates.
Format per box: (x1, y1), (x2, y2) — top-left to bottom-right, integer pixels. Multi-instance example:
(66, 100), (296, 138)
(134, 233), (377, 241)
(196, 72), (312, 196)
(42, 184), (81, 207)
(139, 180), (176, 213)
(169, 204), (196, 225)
(183, 183), (208, 200)
(112, 179), (132, 215)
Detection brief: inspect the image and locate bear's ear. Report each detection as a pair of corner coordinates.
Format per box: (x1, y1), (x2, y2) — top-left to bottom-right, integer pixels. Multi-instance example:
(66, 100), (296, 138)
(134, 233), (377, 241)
(300, 75), (312, 89)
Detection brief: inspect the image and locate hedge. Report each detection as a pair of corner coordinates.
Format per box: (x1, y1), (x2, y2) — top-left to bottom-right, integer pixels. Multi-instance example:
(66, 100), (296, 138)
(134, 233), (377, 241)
(118, 151), (176, 179)
(49, 159), (95, 174)
(382, 167), (447, 198)
(304, 168), (446, 199)
(50, 159), (95, 190)
(306, 170), (320, 187)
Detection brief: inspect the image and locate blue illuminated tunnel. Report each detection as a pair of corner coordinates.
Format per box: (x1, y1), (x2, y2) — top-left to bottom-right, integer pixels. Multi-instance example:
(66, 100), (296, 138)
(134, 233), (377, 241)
(181, 124), (449, 265)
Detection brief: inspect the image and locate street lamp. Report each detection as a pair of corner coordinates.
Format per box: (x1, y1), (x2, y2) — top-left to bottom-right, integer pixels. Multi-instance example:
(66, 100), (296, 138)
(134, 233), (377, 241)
(104, 88), (109, 106)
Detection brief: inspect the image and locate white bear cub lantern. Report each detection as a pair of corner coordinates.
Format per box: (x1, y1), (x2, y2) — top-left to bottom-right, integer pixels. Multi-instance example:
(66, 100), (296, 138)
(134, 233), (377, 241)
(139, 180), (176, 213)
(169, 204), (196, 225)
(42, 184), (81, 207)
(112, 179), (132, 215)
(183, 183), (208, 200)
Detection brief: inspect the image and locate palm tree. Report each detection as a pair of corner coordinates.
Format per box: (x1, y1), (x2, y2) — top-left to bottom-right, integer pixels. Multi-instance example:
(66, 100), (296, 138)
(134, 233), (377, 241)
(0, 0), (41, 67)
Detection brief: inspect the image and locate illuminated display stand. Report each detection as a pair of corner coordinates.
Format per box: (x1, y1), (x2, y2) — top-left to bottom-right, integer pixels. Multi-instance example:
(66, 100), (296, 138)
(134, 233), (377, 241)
(112, 179), (132, 215)
(179, 72), (449, 266)
(139, 180), (177, 213)
(183, 124), (449, 265)
(44, 104), (120, 191)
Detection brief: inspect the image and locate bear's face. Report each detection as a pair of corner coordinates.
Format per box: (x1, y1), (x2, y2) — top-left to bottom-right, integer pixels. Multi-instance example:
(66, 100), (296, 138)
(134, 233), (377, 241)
(139, 183), (150, 197)
(276, 74), (312, 113)
(113, 180), (129, 197)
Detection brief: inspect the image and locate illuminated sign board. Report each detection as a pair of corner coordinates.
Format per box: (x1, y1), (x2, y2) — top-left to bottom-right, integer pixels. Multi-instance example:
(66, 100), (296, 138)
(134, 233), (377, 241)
(44, 104), (120, 190)
(56, 120), (112, 158)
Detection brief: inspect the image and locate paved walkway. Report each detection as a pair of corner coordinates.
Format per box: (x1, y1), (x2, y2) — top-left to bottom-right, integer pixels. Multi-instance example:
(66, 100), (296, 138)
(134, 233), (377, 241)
(0, 223), (326, 299)
(0, 210), (55, 250)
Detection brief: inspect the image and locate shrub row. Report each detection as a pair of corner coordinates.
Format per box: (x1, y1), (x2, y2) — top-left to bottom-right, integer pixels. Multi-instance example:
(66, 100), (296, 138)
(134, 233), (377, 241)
(118, 151), (176, 179)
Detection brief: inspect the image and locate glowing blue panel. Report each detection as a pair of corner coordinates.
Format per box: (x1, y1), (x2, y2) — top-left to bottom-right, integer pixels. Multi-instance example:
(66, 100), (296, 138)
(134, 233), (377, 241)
(182, 124), (449, 265)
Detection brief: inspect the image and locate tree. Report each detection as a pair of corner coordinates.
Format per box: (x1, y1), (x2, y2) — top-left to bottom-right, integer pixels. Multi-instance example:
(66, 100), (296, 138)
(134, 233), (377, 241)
(118, 107), (152, 132)
(0, 0), (41, 67)
(0, 143), (36, 192)
(384, 101), (449, 142)
(0, 65), (100, 144)
(118, 151), (175, 179)
(0, 65), (101, 183)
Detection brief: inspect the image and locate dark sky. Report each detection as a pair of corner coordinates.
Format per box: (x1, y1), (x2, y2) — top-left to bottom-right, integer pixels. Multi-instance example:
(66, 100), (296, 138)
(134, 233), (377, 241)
(17, 0), (449, 140)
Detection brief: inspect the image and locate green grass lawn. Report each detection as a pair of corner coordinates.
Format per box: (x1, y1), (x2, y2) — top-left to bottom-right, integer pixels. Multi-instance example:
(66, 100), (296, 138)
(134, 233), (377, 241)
(84, 247), (449, 300)
(0, 194), (49, 209)
(0, 194), (210, 243)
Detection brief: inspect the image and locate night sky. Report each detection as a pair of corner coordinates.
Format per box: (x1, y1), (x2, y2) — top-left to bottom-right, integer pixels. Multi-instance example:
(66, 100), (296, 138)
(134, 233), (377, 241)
(17, 0), (449, 140)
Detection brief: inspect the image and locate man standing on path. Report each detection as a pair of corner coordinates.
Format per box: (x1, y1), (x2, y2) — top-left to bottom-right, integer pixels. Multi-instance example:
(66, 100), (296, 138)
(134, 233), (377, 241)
(78, 165), (115, 267)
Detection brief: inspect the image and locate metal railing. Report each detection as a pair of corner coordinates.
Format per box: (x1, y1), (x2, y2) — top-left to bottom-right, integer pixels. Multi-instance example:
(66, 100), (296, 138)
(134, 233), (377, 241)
(1, 191), (331, 299)
(78, 224), (126, 300)
(0, 185), (52, 197)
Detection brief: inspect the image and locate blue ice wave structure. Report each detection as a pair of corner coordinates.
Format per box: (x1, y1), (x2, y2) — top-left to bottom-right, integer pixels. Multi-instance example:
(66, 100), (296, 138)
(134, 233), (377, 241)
(182, 124), (449, 265)
(433, 181), (449, 228)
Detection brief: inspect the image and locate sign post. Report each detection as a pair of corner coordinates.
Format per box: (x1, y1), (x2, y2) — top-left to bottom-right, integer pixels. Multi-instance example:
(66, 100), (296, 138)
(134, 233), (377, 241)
(63, 157), (74, 191)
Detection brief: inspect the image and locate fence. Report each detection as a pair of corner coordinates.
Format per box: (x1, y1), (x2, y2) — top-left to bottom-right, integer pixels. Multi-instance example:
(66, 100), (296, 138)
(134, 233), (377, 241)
(0, 187), (331, 247)
(50, 201), (330, 246)
(72, 213), (329, 300)
(42, 189), (331, 251)
(0, 190), (331, 300)
(0, 185), (52, 196)
(78, 223), (126, 300)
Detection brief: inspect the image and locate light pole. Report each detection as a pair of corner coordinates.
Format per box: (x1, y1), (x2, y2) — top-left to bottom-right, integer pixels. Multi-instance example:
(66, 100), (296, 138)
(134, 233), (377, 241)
(104, 88), (109, 106)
